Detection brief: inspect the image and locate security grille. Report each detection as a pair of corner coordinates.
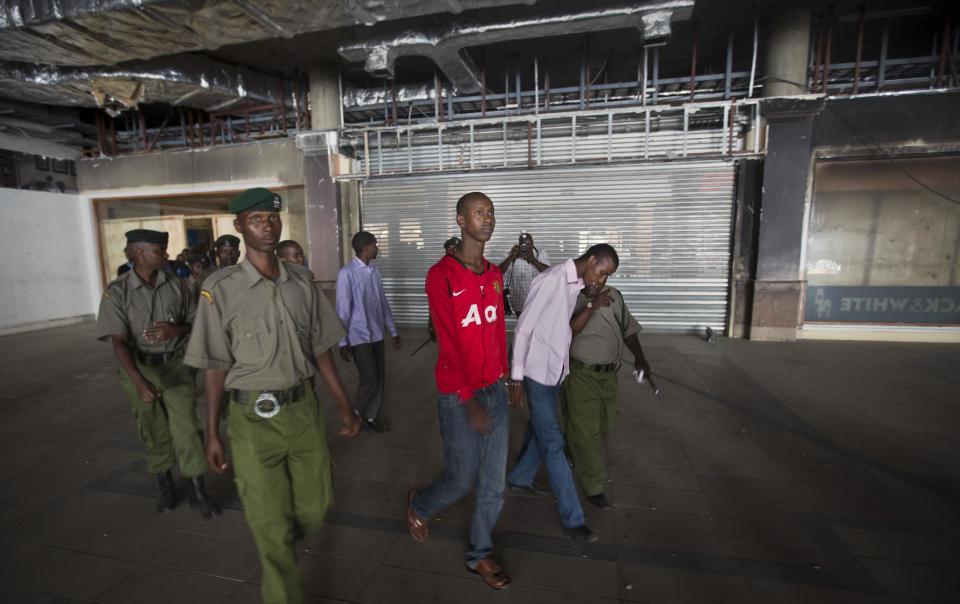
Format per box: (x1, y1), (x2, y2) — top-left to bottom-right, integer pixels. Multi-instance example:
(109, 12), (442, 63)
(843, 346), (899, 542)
(360, 159), (736, 332)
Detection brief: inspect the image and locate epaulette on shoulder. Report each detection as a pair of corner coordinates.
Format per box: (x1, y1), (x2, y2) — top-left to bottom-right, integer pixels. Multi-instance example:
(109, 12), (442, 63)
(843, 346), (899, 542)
(202, 265), (242, 290)
(104, 271), (131, 294)
(285, 262), (318, 286)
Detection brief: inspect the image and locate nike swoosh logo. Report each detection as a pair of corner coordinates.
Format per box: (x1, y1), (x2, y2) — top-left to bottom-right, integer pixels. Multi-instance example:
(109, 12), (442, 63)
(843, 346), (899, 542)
(452, 289), (466, 296)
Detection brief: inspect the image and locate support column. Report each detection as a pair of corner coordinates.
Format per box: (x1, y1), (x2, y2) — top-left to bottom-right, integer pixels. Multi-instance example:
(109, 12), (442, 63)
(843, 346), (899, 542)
(764, 8), (812, 97)
(750, 98), (823, 341)
(308, 63), (341, 130)
(729, 159), (763, 338)
(304, 64), (343, 286)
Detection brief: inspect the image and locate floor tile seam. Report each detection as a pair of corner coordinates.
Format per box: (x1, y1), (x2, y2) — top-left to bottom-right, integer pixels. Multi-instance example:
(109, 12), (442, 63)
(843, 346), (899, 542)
(684, 359), (960, 504)
(295, 546), (395, 566)
(14, 536), (166, 568)
(13, 548), (145, 602)
(852, 553), (960, 570)
(12, 508), (258, 553)
(722, 350), (958, 433)
(0, 580), (98, 603)
(0, 497), (129, 522)
(134, 556), (254, 584)
(607, 482), (708, 496)
(372, 560), (623, 600)
(615, 553), (884, 595)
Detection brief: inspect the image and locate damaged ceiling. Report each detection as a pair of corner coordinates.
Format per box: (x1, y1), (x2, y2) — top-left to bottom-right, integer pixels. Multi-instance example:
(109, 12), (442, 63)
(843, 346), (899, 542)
(339, 1), (693, 93)
(0, 0), (701, 154)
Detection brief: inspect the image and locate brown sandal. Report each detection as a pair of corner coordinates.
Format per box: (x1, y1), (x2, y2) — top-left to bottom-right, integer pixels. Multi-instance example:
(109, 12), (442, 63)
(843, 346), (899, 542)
(407, 489), (429, 543)
(469, 557), (511, 590)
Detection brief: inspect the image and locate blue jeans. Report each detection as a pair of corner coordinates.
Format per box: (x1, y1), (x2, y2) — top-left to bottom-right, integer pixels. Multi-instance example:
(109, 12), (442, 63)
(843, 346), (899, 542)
(508, 377), (586, 529)
(412, 382), (509, 567)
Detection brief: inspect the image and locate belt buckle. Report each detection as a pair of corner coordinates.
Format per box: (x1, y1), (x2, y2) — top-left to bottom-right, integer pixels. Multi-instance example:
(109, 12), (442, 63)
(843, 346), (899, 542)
(254, 392), (281, 419)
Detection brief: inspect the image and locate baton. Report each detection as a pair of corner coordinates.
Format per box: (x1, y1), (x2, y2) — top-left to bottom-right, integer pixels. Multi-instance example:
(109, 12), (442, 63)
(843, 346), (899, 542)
(410, 338), (432, 357)
(633, 369), (663, 396)
(646, 374), (662, 396)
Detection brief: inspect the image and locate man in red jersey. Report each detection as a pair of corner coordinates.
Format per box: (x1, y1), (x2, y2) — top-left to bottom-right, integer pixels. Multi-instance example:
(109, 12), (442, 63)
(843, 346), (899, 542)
(406, 192), (516, 590)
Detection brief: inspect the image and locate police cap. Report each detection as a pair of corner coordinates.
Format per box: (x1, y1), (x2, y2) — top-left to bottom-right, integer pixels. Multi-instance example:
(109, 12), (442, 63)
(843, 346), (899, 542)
(214, 234), (240, 249)
(229, 187), (282, 214)
(125, 229), (168, 245)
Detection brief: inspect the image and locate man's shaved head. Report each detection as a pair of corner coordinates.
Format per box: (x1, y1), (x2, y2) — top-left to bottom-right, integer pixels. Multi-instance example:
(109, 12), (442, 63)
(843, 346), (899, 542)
(456, 192), (491, 216)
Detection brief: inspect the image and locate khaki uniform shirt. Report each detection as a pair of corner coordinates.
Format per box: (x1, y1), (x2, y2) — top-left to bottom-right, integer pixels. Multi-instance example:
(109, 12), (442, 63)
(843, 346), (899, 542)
(184, 259), (345, 391)
(569, 287), (642, 365)
(95, 269), (196, 354)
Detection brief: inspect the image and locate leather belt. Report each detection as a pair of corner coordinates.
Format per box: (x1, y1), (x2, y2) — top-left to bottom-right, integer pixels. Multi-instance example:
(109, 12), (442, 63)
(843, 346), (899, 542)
(137, 350), (180, 366)
(570, 358), (620, 373)
(231, 383), (307, 418)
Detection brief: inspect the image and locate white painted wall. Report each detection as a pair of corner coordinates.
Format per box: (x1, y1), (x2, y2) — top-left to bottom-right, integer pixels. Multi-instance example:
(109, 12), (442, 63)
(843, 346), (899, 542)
(0, 189), (101, 334)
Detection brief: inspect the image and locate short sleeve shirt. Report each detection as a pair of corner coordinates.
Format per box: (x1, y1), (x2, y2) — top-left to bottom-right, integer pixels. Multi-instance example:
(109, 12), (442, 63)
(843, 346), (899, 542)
(183, 260), (345, 391)
(95, 269), (195, 353)
(569, 287), (642, 365)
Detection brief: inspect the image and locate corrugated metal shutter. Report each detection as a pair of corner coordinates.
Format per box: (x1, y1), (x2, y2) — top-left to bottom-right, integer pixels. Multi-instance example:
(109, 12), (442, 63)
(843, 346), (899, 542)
(360, 160), (736, 332)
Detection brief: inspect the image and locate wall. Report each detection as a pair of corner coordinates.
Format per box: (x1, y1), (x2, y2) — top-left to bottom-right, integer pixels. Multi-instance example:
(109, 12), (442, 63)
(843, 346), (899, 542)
(17, 155), (78, 192)
(78, 138), (308, 289)
(747, 91), (960, 342)
(79, 139), (303, 193)
(0, 189), (100, 334)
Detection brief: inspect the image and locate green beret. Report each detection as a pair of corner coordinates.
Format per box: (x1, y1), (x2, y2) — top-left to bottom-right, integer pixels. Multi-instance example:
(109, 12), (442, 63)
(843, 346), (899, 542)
(214, 234), (240, 248)
(125, 229), (168, 245)
(229, 187), (282, 214)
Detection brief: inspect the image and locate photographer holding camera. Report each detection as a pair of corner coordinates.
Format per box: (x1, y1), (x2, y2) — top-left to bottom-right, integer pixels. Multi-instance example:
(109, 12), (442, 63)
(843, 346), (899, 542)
(498, 232), (550, 316)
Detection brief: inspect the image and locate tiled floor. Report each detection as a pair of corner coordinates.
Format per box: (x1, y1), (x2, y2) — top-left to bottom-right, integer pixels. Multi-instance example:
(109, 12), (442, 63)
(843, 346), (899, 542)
(1, 322), (958, 602)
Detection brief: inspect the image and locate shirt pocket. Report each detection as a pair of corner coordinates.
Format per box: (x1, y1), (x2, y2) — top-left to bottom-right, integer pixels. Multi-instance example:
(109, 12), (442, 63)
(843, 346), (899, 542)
(234, 318), (272, 365)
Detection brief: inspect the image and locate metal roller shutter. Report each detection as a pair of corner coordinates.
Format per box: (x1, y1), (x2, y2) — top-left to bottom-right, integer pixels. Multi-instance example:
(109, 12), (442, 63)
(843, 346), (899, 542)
(360, 160), (736, 332)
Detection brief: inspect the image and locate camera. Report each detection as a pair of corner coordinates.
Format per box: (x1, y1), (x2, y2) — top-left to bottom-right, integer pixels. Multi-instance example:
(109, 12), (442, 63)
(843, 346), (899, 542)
(519, 243), (530, 255)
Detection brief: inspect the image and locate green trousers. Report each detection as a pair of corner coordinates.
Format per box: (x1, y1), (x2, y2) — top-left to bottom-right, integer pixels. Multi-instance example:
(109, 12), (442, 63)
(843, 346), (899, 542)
(561, 364), (619, 497)
(228, 385), (334, 604)
(118, 357), (206, 477)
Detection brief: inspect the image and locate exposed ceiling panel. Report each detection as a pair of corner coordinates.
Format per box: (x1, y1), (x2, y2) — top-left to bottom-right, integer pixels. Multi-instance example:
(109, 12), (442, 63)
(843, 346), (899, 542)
(0, 0), (535, 66)
(339, 0), (695, 92)
(0, 55), (284, 113)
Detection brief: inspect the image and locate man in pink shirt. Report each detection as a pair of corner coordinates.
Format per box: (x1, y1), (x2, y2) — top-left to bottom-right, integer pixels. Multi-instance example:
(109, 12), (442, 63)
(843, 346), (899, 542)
(507, 244), (619, 543)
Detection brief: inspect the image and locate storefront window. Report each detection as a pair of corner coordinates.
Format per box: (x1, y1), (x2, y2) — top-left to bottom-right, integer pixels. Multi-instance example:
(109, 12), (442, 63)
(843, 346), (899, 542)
(805, 156), (960, 324)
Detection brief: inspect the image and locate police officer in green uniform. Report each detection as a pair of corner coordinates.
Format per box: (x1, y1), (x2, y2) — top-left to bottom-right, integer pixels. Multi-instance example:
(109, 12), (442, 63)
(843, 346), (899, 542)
(196, 234), (241, 288)
(564, 286), (652, 509)
(184, 188), (360, 604)
(96, 229), (221, 518)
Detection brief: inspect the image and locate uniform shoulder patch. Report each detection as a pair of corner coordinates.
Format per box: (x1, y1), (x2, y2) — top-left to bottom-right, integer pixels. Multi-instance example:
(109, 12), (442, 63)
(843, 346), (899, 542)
(199, 290), (215, 305)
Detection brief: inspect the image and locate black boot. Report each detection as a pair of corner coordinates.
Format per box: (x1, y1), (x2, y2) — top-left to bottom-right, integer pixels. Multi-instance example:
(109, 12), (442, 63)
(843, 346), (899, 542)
(156, 470), (176, 513)
(189, 476), (222, 519)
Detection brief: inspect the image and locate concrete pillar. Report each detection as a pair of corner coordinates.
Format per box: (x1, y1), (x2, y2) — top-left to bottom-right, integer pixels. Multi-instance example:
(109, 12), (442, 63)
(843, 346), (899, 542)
(304, 64), (343, 286)
(308, 64), (341, 130)
(764, 8), (811, 97)
(750, 98), (823, 341)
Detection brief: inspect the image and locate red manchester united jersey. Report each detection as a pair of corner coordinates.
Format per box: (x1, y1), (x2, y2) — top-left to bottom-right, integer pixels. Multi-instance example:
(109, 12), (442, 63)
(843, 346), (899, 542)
(425, 254), (508, 401)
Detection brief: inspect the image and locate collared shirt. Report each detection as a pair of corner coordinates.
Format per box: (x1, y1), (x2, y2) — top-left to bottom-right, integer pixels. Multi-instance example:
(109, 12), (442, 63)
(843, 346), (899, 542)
(183, 259), (345, 391)
(335, 257), (397, 347)
(506, 247), (550, 313)
(511, 258), (582, 384)
(569, 287), (642, 365)
(95, 269), (195, 354)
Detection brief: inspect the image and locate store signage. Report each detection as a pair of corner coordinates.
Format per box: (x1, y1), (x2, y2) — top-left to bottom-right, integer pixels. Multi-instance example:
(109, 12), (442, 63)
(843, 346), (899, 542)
(805, 286), (960, 324)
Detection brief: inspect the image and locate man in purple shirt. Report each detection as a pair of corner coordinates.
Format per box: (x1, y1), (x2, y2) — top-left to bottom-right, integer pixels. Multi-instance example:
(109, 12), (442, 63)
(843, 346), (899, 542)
(507, 243), (619, 543)
(336, 231), (402, 432)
